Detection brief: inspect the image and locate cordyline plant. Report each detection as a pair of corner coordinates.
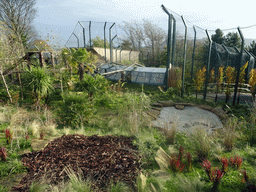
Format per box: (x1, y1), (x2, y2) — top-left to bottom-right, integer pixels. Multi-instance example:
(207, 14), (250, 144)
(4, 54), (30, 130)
(193, 66), (206, 98)
(3, 128), (12, 144)
(249, 68), (256, 100)
(0, 147), (7, 161)
(225, 66), (236, 103)
(220, 156), (229, 173)
(170, 155), (185, 173)
(201, 159), (225, 192)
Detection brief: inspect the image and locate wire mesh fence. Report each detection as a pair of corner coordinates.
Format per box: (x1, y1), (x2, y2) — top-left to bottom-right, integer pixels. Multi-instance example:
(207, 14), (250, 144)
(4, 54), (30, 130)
(64, 5), (256, 105)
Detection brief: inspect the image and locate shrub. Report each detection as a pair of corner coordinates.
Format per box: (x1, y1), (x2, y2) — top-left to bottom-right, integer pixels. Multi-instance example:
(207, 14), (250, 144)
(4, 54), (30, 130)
(75, 74), (110, 98)
(193, 66), (206, 98)
(57, 92), (94, 128)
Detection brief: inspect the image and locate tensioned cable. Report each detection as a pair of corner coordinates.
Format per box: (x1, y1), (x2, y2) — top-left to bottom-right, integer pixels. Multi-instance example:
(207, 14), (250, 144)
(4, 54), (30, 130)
(165, 6), (256, 32)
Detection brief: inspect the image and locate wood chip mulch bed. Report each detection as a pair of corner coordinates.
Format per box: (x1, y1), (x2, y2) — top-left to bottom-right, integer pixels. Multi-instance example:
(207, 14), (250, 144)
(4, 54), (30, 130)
(12, 134), (141, 191)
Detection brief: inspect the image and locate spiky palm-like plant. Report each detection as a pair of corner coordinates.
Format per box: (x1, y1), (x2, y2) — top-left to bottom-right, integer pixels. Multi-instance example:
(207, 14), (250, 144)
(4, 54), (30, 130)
(23, 66), (53, 106)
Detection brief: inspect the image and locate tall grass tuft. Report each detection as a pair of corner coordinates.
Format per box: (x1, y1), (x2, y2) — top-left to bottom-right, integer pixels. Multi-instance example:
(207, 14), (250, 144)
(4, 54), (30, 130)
(222, 117), (239, 151)
(189, 126), (213, 162)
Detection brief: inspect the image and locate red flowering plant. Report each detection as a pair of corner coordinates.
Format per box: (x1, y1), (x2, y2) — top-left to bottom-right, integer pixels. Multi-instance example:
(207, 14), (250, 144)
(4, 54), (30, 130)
(230, 156), (243, 169)
(0, 147), (7, 161)
(220, 156), (229, 173)
(201, 159), (226, 191)
(3, 128), (12, 144)
(170, 155), (185, 173)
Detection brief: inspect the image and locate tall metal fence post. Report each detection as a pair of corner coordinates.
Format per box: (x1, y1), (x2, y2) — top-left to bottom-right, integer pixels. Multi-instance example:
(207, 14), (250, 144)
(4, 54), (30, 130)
(73, 33), (79, 48)
(109, 23), (115, 63)
(120, 48), (123, 63)
(203, 30), (212, 101)
(104, 22), (107, 62)
(171, 15), (176, 67)
(116, 46), (120, 63)
(89, 21), (92, 49)
(181, 16), (187, 97)
(78, 21), (86, 48)
(161, 4), (172, 90)
(111, 35), (117, 63)
(129, 50), (132, 61)
(233, 27), (244, 105)
(191, 26), (196, 80)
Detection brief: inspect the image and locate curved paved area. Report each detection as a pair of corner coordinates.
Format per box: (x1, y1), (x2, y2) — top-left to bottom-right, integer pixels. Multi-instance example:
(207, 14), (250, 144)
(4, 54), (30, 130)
(152, 106), (223, 134)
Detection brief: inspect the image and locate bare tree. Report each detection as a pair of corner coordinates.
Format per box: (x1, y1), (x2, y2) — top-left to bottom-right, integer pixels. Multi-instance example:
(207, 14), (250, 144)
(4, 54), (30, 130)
(120, 20), (166, 66)
(0, 0), (37, 49)
(143, 19), (166, 65)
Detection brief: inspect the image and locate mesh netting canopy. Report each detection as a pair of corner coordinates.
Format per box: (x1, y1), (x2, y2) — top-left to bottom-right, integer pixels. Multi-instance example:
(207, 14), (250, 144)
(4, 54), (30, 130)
(99, 64), (166, 85)
(211, 42), (256, 81)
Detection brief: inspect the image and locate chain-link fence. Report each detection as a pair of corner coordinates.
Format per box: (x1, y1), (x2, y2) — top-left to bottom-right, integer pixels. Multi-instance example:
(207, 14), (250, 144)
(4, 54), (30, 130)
(162, 4), (256, 104)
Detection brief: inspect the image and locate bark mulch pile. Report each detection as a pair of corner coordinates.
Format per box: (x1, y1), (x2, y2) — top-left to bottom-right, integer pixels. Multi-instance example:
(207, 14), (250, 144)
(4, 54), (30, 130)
(12, 134), (141, 191)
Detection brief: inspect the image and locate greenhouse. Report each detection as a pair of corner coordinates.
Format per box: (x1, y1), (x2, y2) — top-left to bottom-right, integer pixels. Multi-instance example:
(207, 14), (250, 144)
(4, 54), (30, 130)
(98, 63), (166, 86)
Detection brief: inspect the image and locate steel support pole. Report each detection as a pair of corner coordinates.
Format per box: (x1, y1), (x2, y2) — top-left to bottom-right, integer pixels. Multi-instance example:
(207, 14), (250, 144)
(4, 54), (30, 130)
(181, 16), (187, 97)
(89, 21), (92, 49)
(161, 4), (172, 90)
(203, 30), (212, 101)
(171, 15), (176, 67)
(111, 35), (117, 63)
(129, 50), (132, 61)
(120, 48), (123, 63)
(191, 26), (196, 80)
(73, 33), (79, 48)
(233, 27), (244, 105)
(109, 23), (115, 63)
(78, 21), (86, 48)
(104, 22), (107, 62)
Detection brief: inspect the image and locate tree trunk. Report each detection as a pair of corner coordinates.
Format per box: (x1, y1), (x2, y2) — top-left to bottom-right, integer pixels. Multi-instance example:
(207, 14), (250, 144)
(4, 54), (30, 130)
(78, 63), (84, 81)
(0, 70), (12, 103)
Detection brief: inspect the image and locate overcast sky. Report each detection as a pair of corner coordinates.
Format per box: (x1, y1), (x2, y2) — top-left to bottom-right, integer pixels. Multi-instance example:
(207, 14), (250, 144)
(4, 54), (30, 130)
(34, 0), (256, 47)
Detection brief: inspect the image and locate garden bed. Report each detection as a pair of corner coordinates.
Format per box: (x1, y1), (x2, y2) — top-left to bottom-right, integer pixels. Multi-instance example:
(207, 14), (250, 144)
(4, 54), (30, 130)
(12, 134), (140, 191)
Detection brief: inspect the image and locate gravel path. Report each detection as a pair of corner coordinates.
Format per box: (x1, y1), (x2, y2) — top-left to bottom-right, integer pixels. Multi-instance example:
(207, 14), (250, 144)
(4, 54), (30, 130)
(152, 106), (223, 134)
